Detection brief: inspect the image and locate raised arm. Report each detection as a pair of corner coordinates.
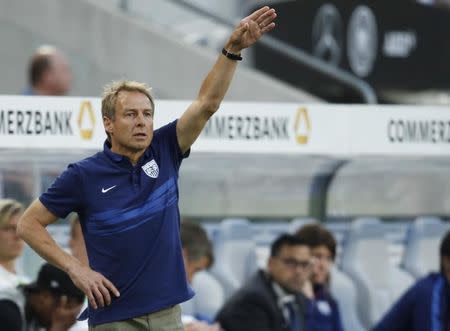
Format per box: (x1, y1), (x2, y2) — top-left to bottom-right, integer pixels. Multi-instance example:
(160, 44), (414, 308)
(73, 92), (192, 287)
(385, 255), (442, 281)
(17, 200), (120, 310)
(176, 6), (277, 153)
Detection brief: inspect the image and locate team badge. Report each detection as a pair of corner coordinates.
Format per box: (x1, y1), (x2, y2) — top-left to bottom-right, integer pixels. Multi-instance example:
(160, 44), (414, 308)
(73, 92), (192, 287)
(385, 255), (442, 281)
(142, 159), (159, 178)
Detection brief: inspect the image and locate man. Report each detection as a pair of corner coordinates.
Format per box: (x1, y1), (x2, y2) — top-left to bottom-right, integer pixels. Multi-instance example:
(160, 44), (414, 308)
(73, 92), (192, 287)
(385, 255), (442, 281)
(0, 263), (85, 331)
(180, 221), (221, 331)
(25, 45), (72, 96)
(216, 234), (312, 331)
(372, 230), (450, 331)
(0, 199), (27, 289)
(180, 221), (214, 284)
(17, 6), (277, 331)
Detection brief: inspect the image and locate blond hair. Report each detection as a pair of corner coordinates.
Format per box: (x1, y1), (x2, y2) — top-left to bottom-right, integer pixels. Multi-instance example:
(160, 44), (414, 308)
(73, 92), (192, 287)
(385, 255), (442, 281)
(101, 81), (154, 141)
(102, 80), (154, 119)
(0, 199), (23, 228)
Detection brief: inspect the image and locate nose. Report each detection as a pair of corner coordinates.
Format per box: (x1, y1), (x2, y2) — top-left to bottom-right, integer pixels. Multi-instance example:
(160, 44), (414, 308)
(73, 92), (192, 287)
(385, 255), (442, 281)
(136, 112), (145, 126)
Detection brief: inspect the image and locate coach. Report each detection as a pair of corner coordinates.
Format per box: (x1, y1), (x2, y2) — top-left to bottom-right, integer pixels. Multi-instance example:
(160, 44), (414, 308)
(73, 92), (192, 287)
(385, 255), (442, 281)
(17, 6), (277, 331)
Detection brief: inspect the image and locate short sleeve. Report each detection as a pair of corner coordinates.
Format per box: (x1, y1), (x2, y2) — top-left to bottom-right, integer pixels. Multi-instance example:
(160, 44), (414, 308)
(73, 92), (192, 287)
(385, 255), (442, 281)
(39, 164), (83, 218)
(153, 120), (190, 168)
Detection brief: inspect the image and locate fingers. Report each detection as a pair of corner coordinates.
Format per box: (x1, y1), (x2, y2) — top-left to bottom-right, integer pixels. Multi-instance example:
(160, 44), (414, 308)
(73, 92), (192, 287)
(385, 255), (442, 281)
(258, 12), (277, 29)
(102, 276), (120, 298)
(246, 6), (271, 22)
(255, 8), (276, 26)
(91, 285), (105, 308)
(85, 275), (120, 309)
(261, 22), (276, 34)
(98, 282), (112, 306)
(86, 290), (98, 310)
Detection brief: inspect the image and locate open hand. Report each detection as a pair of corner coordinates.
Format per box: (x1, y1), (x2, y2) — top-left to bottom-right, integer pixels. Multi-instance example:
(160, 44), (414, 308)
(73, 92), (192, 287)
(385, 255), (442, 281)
(68, 262), (120, 310)
(227, 6), (277, 52)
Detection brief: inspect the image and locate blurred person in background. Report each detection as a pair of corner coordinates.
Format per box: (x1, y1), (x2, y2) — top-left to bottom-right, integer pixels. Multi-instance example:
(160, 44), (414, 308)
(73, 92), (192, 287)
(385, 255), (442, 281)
(0, 263), (85, 331)
(295, 224), (344, 331)
(0, 199), (27, 289)
(17, 6), (277, 330)
(180, 221), (221, 331)
(372, 230), (450, 331)
(24, 45), (72, 96)
(216, 234), (311, 331)
(180, 221), (214, 284)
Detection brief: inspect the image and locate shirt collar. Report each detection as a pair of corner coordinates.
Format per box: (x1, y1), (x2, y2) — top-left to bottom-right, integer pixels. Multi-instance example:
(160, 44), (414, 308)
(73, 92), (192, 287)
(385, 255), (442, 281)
(272, 281), (296, 306)
(103, 140), (152, 167)
(103, 140), (125, 162)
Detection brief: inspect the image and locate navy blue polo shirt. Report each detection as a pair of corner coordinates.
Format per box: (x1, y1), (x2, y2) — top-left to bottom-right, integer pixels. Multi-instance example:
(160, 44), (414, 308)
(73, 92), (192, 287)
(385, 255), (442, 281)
(40, 120), (194, 326)
(373, 273), (449, 331)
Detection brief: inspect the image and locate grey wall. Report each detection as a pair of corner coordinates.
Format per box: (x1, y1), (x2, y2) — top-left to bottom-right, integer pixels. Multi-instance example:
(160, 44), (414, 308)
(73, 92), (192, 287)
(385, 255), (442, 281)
(0, 0), (318, 102)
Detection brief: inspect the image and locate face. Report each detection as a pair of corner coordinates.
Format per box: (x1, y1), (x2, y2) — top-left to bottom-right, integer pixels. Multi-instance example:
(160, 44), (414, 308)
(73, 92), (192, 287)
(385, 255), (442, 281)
(310, 245), (333, 285)
(33, 292), (82, 328)
(33, 291), (58, 327)
(182, 249), (210, 283)
(0, 213), (24, 262)
(442, 256), (450, 283)
(48, 52), (72, 95)
(268, 245), (312, 293)
(104, 90), (154, 156)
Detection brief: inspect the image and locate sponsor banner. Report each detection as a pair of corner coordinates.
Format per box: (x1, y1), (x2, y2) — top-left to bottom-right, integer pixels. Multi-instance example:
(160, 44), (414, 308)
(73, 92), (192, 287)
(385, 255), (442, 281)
(1, 96), (450, 156)
(196, 102), (347, 154)
(349, 105), (450, 155)
(0, 96), (104, 149)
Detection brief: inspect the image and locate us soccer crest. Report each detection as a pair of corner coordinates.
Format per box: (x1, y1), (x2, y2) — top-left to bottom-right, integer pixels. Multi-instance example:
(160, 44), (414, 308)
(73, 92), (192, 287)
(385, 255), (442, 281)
(142, 159), (159, 178)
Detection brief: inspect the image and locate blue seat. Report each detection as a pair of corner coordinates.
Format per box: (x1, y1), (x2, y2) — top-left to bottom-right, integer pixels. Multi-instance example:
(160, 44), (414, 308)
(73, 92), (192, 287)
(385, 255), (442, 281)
(340, 217), (414, 329)
(210, 218), (258, 299)
(402, 217), (450, 278)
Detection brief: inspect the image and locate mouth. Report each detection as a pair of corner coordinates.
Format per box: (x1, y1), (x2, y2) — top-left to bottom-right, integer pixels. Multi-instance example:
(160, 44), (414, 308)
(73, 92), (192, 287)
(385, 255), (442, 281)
(133, 133), (148, 139)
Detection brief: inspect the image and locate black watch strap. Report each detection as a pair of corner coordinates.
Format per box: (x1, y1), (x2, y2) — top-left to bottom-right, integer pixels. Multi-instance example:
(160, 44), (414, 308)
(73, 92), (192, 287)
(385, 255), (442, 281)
(221, 48), (242, 61)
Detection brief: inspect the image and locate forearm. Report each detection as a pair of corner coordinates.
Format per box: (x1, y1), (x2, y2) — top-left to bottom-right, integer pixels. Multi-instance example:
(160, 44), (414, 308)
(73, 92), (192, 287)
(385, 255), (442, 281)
(17, 216), (80, 274)
(196, 40), (240, 113)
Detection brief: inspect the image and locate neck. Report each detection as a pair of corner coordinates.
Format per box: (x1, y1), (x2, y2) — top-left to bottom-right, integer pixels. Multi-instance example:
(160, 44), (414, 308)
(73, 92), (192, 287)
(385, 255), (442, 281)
(111, 146), (145, 166)
(31, 84), (46, 95)
(0, 260), (16, 274)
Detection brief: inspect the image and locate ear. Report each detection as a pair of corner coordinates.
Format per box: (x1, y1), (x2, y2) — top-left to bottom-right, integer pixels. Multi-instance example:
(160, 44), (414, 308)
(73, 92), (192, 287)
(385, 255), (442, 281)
(267, 256), (275, 272)
(103, 116), (113, 135)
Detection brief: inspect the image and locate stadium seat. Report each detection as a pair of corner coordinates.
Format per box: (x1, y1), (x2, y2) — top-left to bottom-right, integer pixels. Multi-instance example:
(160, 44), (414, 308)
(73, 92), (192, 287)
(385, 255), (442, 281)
(288, 217), (317, 233)
(340, 217), (414, 329)
(191, 271), (225, 320)
(329, 266), (366, 331)
(210, 218), (258, 299)
(402, 217), (450, 278)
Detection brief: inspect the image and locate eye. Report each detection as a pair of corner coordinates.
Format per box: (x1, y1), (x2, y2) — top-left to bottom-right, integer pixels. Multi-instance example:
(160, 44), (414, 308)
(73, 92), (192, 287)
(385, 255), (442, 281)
(144, 112), (153, 118)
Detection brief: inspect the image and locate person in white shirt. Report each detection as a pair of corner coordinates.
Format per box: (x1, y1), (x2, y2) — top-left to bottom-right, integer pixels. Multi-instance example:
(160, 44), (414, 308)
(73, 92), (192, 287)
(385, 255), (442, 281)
(0, 199), (27, 290)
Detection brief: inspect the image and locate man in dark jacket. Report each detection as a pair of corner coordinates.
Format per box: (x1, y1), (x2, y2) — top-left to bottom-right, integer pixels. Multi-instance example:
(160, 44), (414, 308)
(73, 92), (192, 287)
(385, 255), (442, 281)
(216, 234), (312, 331)
(372, 230), (450, 331)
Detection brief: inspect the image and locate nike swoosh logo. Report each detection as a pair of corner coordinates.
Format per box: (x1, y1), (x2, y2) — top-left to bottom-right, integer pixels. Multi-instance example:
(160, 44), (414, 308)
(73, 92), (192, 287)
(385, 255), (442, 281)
(101, 185), (117, 193)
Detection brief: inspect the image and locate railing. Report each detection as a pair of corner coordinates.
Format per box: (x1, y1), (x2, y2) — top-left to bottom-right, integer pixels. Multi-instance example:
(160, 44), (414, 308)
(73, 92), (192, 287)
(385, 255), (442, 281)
(117, 0), (377, 103)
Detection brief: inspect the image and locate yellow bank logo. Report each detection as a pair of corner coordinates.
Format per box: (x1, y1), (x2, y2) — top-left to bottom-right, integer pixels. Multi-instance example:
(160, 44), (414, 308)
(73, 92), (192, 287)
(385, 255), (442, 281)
(78, 101), (96, 140)
(294, 107), (311, 145)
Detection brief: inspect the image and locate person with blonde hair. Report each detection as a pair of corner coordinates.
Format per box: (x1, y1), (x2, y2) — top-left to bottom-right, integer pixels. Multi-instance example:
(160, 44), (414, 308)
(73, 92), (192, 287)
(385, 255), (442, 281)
(0, 199), (26, 289)
(17, 6), (277, 331)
